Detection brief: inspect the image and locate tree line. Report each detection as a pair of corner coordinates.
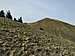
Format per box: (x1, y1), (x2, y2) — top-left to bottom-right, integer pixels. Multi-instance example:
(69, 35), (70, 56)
(0, 10), (23, 23)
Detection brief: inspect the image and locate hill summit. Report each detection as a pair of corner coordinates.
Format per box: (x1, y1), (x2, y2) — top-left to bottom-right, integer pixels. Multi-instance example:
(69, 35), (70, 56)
(0, 17), (75, 56)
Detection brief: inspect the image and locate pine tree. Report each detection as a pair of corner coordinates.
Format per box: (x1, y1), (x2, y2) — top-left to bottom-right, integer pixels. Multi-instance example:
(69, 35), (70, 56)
(14, 18), (17, 21)
(6, 10), (12, 20)
(0, 10), (5, 17)
(18, 17), (23, 23)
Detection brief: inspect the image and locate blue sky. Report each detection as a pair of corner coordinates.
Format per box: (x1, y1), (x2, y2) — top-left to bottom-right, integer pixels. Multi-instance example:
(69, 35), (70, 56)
(0, 0), (75, 25)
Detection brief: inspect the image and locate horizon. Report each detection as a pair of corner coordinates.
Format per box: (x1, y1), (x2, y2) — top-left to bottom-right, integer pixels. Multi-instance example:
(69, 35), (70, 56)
(0, 0), (75, 25)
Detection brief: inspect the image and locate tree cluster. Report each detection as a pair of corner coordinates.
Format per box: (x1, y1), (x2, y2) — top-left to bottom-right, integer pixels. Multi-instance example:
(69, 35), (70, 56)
(14, 17), (23, 23)
(0, 10), (23, 23)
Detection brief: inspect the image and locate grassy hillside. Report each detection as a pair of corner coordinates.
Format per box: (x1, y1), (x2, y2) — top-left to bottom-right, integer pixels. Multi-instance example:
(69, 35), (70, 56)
(0, 17), (75, 56)
(31, 18), (75, 42)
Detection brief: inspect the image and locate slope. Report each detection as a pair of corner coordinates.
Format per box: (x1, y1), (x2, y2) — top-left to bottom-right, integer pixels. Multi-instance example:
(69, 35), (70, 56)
(0, 17), (75, 56)
(31, 18), (75, 42)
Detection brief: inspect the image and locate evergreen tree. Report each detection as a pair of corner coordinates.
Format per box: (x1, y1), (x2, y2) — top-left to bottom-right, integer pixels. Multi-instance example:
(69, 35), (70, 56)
(18, 17), (23, 23)
(0, 10), (5, 17)
(14, 18), (17, 21)
(6, 10), (12, 20)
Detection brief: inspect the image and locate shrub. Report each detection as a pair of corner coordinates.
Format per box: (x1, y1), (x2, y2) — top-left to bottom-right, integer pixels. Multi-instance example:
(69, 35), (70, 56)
(40, 28), (44, 30)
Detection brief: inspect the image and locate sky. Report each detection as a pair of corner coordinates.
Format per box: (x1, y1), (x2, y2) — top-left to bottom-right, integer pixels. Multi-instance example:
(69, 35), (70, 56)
(0, 0), (75, 25)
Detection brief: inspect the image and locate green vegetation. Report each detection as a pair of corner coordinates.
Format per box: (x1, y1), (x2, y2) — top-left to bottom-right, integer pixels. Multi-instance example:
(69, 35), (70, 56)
(0, 17), (75, 56)
(0, 10), (23, 23)
(0, 10), (5, 17)
(18, 17), (23, 23)
(6, 10), (12, 20)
